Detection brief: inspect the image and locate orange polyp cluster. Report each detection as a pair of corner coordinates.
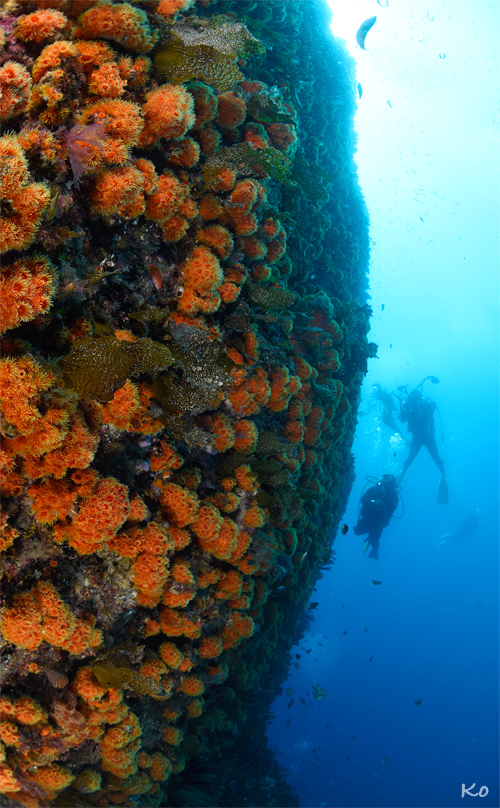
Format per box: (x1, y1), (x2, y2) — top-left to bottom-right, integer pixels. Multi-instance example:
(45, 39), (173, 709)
(242, 503), (267, 529)
(158, 482), (199, 527)
(150, 439), (184, 475)
(215, 92), (246, 129)
(74, 3), (158, 54)
(28, 478), (77, 525)
(0, 61), (32, 122)
(194, 125), (220, 160)
(228, 366), (271, 417)
(159, 642), (184, 669)
(198, 637), (223, 658)
(0, 581), (102, 653)
(266, 367), (302, 412)
(180, 676), (204, 697)
(178, 245), (223, 315)
(138, 84), (195, 148)
(0, 133), (50, 254)
(145, 171), (186, 223)
(162, 725), (183, 746)
(201, 412), (235, 452)
(191, 504), (223, 542)
(196, 225), (234, 259)
(160, 607), (202, 639)
(169, 136), (201, 168)
(219, 611), (254, 650)
(214, 570), (243, 601)
(129, 524), (174, 607)
(100, 380), (141, 430)
(233, 419), (259, 454)
(0, 254), (57, 335)
(56, 476), (130, 555)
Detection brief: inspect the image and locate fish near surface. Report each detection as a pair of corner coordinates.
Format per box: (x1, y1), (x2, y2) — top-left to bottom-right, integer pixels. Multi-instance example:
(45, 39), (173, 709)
(356, 16), (377, 49)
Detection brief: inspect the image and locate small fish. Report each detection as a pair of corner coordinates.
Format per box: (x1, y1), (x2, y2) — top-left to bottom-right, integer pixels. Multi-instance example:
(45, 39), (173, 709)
(294, 662), (300, 670)
(381, 304), (385, 311)
(299, 698), (306, 705)
(312, 748), (317, 753)
(357, 82), (363, 98)
(286, 687), (295, 697)
(287, 699), (295, 708)
(285, 719), (292, 728)
(352, 735), (355, 740)
(420, 216), (424, 222)
(312, 685), (327, 700)
(343, 631), (347, 635)
(381, 757), (389, 764)
(299, 551), (308, 566)
(341, 523), (349, 535)
(148, 263), (163, 292)
(372, 580), (382, 586)
(387, 100), (392, 108)
(364, 627), (368, 634)
(369, 656), (374, 662)
(414, 698), (422, 706)
(296, 653), (301, 659)
(356, 16), (377, 50)
(307, 602), (319, 610)
(346, 755), (350, 760)
(389, 343), (392, 348)
(306, 649), (312, 654)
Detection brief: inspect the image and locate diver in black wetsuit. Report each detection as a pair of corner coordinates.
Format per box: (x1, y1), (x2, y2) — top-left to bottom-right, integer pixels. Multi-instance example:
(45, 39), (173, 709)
(438, 510), (480, 546)
(353, 474), (400, 560)
(398, 389), (448, 504)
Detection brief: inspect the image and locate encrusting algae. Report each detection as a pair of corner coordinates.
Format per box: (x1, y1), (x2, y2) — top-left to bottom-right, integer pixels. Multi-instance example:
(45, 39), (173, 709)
(0, 0), (373, 806)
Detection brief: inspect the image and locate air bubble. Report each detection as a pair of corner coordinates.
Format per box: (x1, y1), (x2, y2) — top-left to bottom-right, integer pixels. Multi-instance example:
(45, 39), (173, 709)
(377, 0), (389, 6)
(439, 52), (446, 59)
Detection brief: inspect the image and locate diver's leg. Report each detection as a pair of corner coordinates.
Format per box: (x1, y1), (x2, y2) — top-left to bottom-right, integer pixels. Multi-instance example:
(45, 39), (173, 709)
(425, 436), (448, 503)
(368, 526), (383, 560)
(399, 437), (421, 481)
(425, 435), (445, 474)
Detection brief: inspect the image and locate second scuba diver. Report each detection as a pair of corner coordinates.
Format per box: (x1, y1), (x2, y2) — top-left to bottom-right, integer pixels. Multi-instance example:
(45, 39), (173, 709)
(397, 379), (448, 504)
(353, 474), (400, 560)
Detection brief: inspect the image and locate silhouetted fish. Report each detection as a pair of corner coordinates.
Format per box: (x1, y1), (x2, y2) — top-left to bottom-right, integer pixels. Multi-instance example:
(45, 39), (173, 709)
(357, 83), (363, 98)
(356, 16), (377, 49)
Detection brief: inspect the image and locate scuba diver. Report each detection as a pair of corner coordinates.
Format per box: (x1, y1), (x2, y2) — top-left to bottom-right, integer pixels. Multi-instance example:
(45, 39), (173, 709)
(437, 509), (480, 546)
(397, 376), (448, 504)
(372, 384), (404, 438)
(353, 473), (401, 560)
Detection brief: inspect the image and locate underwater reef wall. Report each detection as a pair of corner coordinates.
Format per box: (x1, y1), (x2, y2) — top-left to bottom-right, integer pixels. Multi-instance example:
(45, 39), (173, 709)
(0, 1), (373, 805)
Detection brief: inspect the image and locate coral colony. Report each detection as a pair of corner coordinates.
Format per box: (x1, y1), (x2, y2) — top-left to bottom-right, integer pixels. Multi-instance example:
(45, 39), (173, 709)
(0, 1), (373, 805)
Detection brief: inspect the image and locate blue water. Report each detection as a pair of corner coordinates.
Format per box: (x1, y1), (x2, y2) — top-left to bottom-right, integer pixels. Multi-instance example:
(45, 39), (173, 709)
(267, 1), (500, 805)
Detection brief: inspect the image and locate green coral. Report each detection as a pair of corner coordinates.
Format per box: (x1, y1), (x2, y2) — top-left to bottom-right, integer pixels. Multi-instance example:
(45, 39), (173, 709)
(129, 305), (172, 323)
(62, 336), (173, 401)
(92, 643), (169, 698)
(154, 18), (264, 92)
(248, 284), (296, 311)
(203, 143), (293, 189)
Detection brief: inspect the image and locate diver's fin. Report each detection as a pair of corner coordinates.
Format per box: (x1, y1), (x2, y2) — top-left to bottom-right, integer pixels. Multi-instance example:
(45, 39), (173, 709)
(362, 539), (370, 554)
(436, 540), (447, 547)
(438, 475), (449, 505)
